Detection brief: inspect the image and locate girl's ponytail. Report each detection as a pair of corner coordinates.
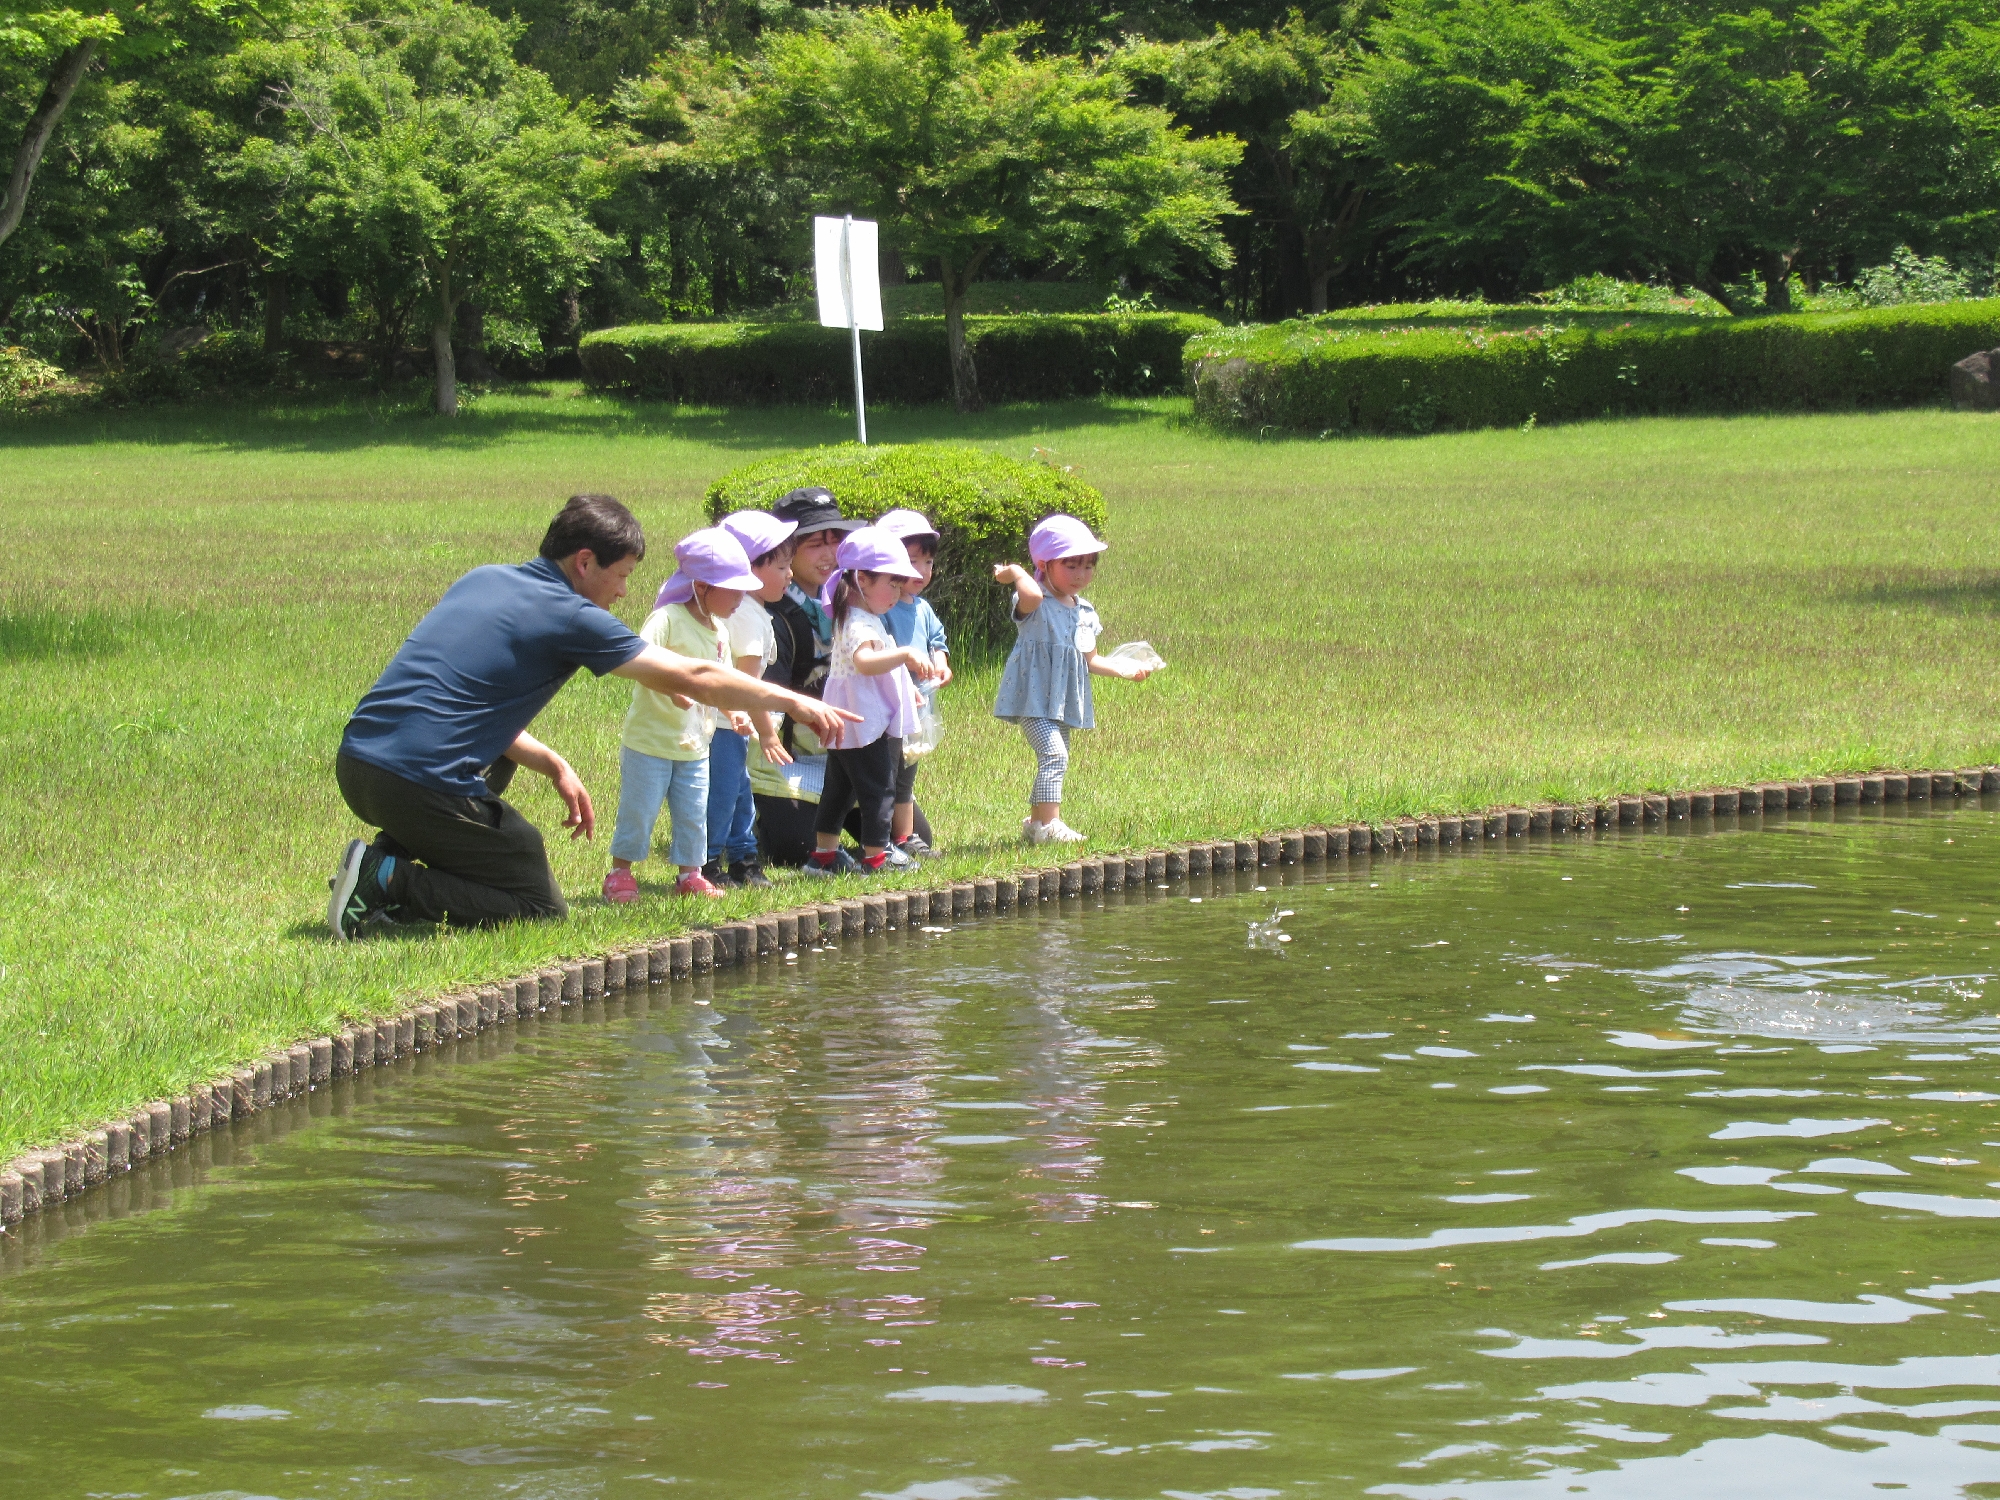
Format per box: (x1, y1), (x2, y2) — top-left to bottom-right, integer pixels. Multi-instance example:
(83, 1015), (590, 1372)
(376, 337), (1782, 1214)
(828, 569), (859, 628)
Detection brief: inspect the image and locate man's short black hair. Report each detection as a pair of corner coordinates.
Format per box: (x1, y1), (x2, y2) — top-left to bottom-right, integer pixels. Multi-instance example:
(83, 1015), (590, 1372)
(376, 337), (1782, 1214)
(539, 494), (646, 566)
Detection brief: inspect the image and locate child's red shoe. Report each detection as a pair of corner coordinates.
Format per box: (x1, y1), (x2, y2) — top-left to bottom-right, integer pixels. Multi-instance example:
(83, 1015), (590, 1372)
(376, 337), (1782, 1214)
(603, 868), (640, 904)
(674, 871), (726, 898)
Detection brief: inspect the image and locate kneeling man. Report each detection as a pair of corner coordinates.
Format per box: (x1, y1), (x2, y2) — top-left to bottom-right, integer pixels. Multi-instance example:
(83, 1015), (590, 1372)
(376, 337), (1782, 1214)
(328, 493), (855, 937)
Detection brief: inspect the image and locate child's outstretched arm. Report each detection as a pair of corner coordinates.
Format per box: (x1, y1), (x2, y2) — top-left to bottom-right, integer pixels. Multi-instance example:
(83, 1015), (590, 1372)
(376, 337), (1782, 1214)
(1086, 648), (1151, 682)
(993, 562), (1043, 616)
(854, 640), (943, 681)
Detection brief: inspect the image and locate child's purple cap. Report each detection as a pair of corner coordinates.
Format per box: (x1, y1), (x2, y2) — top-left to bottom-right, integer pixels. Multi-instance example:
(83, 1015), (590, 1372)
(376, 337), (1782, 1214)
(876, 507), (940, 544)
(1028, 514), (1108, 564)
(654, 527), (760, 606)
(718, 509), (797, 563)
(836, 526), (922, 580)
(818, 526), (923, 611)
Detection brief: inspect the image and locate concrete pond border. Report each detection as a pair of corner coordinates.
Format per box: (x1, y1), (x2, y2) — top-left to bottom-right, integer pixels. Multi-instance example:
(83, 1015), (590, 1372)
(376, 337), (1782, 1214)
(5, 765), (1996, 1233)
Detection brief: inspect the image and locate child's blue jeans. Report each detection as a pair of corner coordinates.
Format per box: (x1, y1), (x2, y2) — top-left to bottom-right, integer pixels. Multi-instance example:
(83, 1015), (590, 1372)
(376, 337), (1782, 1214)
(705, 730), (759, 866)
(610, 745), (709, 868)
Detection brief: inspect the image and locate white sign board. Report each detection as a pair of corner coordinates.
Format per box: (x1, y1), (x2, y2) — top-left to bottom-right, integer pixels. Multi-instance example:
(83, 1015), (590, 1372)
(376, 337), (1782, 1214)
(815, 215), (883, 331)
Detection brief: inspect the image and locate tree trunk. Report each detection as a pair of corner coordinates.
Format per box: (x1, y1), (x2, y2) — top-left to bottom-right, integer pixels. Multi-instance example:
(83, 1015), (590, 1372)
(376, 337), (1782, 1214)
(454, 299), (496, 382)
(262, 272), (288, 355)
(0, 38), (98, 250)
(431, 270), (458, 416)
(1761, 251), (1795, 313)
(938, 250), (988, 414)
(1307, 264), (1333, 314)
(1697, 271), (1743, 316)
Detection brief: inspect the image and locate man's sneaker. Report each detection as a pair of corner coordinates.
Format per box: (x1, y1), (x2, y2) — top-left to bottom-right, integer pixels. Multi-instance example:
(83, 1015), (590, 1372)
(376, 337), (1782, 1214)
(603, 867), (640, 904)
(1023, 816), (1086, 845)
(674, 871), (726, 898)
(701, 858), (738, 888)
(327, 838), (395, 940)
(728, 859), (773, 889)
(895, 833), (936, 859)
(801, 848), (862, 879)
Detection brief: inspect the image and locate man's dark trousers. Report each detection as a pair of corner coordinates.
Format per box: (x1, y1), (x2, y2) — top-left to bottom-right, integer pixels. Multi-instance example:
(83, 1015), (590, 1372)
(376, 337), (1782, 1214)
(336, 754), (567, 926)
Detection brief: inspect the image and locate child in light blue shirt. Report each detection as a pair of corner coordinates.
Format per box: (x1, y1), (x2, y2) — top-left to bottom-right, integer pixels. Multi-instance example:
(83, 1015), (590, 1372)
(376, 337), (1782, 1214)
(877, 508), (951, 858)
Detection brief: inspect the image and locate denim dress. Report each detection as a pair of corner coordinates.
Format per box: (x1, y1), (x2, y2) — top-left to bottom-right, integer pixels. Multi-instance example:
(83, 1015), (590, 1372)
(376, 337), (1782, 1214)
(991, 593), (1100, 730)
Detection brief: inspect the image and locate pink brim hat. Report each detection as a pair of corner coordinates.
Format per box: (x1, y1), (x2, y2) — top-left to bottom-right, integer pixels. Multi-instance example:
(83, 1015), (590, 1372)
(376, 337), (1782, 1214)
(1028, 514), (1108, 564)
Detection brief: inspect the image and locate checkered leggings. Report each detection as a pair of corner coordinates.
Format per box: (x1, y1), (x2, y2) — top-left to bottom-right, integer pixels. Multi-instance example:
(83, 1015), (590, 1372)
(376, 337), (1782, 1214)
(1021, 717), (1071, 805)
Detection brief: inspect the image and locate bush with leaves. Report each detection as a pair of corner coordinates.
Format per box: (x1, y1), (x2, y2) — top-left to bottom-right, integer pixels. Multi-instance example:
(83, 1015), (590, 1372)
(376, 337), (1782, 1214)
(705, 443), (1108, 655)
(581, 311), (1215, 406)
(1187, 301), (2000, 435)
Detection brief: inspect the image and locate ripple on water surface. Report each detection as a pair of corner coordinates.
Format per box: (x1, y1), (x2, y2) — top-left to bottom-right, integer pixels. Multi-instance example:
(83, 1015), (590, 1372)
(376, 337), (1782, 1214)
(4, 802), (2000, 1496)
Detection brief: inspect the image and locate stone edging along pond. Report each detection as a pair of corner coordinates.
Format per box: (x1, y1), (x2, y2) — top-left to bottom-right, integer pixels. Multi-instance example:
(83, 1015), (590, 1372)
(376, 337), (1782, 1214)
(4, 766), (1995, 1234)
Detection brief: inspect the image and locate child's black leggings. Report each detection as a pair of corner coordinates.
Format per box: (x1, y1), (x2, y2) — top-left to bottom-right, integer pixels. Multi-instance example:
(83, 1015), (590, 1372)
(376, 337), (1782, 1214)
(814, 736), (902, 849)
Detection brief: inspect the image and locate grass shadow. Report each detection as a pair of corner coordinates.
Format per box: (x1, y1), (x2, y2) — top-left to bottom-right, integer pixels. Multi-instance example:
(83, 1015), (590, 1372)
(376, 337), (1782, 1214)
(0, 385), (1177, 456)
(1844, 571), (2000, 616)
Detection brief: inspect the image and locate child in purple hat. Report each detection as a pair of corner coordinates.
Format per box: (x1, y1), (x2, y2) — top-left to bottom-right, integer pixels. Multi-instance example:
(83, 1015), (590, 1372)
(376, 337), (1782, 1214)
(605, 527), (762, 902)
(803, 526), (943, 876)
(992, 513), (1152, 844)
(876, 507), (951, 859)
(698, 509), (799, 889)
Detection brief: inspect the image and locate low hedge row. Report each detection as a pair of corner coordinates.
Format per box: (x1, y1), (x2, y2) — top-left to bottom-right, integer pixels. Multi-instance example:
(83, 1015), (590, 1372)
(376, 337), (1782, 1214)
(580, 312), (1218, 405)
(706, 443), (1108, 654)
(1185, 302), (2000, 435)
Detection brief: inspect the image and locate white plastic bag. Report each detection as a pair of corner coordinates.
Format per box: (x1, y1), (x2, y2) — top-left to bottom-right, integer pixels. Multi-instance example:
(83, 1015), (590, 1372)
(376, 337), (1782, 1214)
(903, 697), (944, 763)
(1101, 640), (1167, 672)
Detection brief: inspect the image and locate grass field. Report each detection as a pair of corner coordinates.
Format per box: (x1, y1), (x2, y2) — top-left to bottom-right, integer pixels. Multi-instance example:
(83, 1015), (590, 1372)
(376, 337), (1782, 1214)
(5, 385), (2000, 1163)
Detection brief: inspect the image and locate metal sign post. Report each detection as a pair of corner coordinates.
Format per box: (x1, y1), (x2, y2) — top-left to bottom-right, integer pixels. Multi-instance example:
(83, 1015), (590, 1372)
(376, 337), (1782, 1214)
(842, 216), (864, 444)
(814, 214), (882, 445)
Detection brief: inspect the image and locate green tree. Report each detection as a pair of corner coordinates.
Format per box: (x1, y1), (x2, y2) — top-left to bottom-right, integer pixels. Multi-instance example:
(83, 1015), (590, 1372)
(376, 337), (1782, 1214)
(1347, 0), (1648, 298)
(1349, 0), (2000, 310)
(1, 0), (251, 251)
(1629, 0), (2000, 310)
(726, 4), (1242, 411)
(1120, 13), (1374, 314)
(234, 0), (616, 412)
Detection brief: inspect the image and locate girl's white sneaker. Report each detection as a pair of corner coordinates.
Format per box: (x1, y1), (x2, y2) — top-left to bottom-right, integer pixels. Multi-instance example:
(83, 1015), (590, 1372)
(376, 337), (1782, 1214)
(1023, 816), (1086, 844)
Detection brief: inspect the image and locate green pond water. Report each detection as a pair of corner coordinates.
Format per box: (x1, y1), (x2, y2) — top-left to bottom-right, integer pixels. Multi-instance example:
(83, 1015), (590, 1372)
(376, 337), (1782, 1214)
(9, 805), (2000, 1499)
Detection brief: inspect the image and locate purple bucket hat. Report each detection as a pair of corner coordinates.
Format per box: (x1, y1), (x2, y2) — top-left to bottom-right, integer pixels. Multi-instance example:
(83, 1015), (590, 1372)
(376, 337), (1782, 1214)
(875, 507), (940, 545)
(654, 526), (761, 607)
(818, 524), (922, 609)
(1028, 514), (1108, 565)
(718, 509), (798, 564)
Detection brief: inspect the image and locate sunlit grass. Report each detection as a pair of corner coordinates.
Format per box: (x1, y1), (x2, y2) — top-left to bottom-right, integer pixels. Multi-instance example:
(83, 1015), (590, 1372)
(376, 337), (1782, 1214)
(4, 384), (2000, 1160)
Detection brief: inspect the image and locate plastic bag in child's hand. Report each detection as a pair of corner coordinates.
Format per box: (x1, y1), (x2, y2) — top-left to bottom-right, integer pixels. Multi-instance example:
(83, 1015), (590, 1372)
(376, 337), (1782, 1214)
(1102, 641), (1167, 671)
(903, 697), (944, 763)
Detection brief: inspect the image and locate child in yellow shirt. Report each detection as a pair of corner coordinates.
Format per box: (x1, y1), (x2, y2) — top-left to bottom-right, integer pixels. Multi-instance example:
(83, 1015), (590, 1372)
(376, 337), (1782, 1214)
(604, 529), (762, 901)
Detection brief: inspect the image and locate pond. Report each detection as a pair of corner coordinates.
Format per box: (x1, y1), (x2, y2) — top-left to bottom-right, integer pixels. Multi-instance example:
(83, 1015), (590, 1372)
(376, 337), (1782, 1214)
(6, 802), (2000, 1499)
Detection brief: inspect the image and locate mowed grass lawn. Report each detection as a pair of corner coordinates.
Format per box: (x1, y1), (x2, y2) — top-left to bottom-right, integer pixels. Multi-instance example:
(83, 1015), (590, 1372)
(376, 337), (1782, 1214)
(4, 387), (2000, 1161)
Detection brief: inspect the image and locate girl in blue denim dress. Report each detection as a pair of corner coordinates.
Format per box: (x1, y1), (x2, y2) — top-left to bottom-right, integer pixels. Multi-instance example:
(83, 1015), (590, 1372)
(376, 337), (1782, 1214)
(991, 514), (1153, 844)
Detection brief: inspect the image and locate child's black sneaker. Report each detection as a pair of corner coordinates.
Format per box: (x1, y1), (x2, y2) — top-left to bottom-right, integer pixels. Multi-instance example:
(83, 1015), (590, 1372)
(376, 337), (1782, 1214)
(801, 848), (861, 879)
(729, 859), (773, 889)
(701, 858), (737, 888)
(895, 833), (936, 860)
(327, 838), (397, 940)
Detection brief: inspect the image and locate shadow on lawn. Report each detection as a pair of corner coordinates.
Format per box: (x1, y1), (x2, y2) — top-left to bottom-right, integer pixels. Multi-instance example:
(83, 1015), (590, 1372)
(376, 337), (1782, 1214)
(1848, 571), (2000, 616)
(0, 386), (1171, 455)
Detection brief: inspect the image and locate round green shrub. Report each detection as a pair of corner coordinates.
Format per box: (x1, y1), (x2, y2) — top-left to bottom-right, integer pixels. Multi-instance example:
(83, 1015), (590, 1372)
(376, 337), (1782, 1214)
(705, 443), (1108, 655)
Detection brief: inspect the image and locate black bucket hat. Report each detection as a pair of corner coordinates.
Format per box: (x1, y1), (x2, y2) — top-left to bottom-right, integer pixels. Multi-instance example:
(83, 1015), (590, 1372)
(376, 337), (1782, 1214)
(772, 486), (861, 536)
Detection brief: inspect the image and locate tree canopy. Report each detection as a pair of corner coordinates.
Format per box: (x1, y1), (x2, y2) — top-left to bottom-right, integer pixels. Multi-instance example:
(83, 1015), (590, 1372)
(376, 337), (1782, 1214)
(4, 0), (1997, 402)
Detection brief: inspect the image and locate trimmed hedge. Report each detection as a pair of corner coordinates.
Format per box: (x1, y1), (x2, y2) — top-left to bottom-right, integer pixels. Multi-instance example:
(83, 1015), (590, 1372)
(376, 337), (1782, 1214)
(706, 444), (1108, 655)
(1185, 301), (2000, 435)
(582, 312), (1218, 405)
